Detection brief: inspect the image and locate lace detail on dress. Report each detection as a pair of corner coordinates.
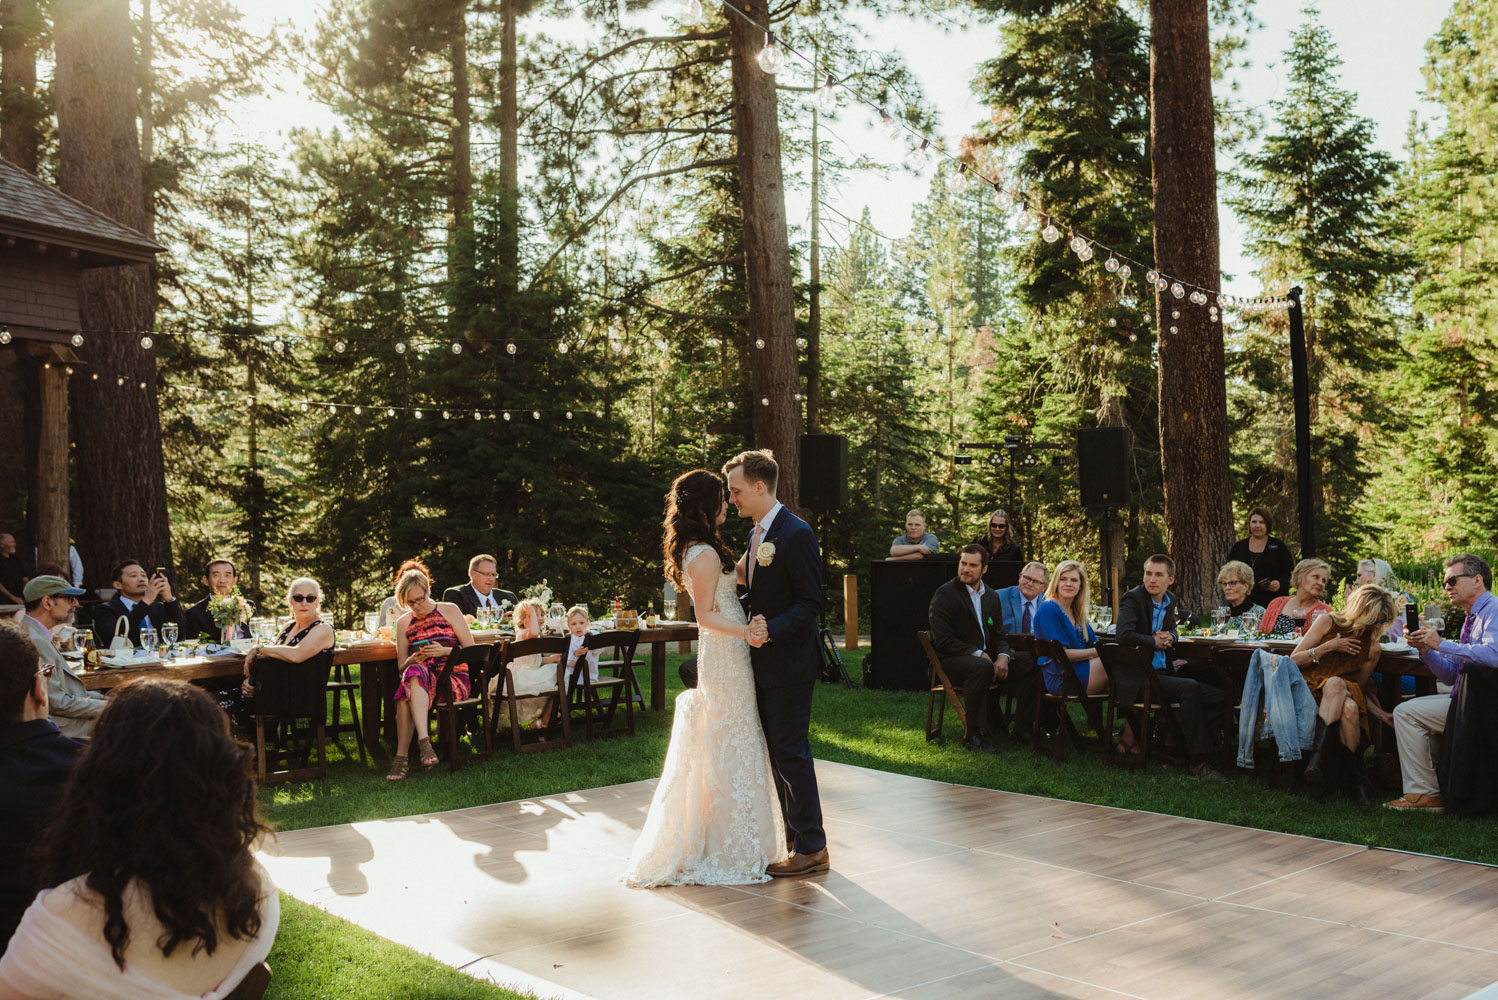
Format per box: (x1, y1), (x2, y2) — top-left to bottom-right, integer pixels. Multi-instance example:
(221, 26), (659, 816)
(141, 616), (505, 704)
(621, 543), (788, 886)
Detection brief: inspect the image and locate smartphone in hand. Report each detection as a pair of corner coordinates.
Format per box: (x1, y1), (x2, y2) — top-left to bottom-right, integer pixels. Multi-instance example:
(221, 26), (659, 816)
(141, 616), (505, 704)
(1406, 605), (1420, 634)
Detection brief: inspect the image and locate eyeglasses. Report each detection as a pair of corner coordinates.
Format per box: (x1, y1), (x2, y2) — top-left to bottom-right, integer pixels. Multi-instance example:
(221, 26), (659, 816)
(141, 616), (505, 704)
(35, 664), (53, 679)
(990, 522), (1007, 529)
(290, 594), (320, 603)
(1443, 574), (1473, 588)
(1020, 575), (1047, 587)
(473, 570), (497, 579)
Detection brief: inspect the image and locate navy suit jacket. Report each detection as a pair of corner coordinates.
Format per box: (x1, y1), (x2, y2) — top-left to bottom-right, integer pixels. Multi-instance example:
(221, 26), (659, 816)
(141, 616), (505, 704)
(184, 595), (249, 640)
(743, 507), (823, 689)
(0, 720), (82, 952)
(92, 594), (182, 647)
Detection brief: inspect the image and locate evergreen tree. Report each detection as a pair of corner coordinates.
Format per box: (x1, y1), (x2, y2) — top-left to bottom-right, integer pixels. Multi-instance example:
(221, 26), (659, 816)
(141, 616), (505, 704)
(1229, 7), (1411, 570)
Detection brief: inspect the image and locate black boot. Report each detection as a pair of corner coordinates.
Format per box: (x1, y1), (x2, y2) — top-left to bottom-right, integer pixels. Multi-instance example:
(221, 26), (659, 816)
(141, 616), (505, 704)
(1302, 717), (1330, 785)
(1344, 743), (1371, 806)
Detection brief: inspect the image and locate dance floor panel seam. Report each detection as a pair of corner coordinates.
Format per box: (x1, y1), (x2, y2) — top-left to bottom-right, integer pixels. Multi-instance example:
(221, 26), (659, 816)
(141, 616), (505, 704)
(258, 761), (1498, 1000)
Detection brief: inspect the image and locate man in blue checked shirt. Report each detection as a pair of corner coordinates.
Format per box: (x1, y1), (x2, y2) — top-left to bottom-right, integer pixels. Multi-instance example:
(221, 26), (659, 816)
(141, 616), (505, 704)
(1385, 553), (1498, 812)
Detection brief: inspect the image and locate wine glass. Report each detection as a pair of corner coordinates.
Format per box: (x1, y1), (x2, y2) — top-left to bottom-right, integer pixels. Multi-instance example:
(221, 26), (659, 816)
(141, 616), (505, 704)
(548, 602), (566, 632)
(1100, 606), (1112, 629)
(138, 626), (158, 654)
(663, 598), (676, 621)
(364, 612), (381, 636)
(1424, 601), (1446, 635)
(1211, 608), (1228, 634)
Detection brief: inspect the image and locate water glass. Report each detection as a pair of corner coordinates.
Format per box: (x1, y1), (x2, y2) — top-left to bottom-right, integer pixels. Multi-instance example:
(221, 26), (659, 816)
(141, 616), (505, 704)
(1100, 607), (1112, 628)
(364, 612), (381, 635)
(1241, 613), (1260, 637)
(162, 622), (178, 645)
(663, 599), (676, 621)
(138, 626), (158, 653)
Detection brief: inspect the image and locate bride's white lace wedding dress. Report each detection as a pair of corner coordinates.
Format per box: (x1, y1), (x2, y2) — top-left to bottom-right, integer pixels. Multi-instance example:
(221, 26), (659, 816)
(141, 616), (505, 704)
(621, 544), (788, 886)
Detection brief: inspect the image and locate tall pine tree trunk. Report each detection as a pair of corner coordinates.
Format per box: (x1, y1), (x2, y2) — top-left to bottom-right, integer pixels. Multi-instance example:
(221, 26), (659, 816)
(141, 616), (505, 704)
(1150, 0), (1231, 609)
(449, 1), (472, 297)
(0, 0), (39, 171)
(728, 1), (801, 506)
(497, 0), (518, 306)
(55, 0), (170, 584)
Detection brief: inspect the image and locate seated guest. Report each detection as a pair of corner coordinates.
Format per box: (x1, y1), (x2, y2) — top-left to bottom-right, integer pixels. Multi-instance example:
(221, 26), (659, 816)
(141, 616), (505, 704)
(1115, 555), (1227, 781)
(490, 598), (563, 729)
(92, 560), (182, 649)
(926, 545), (1014, 753)
(378, 558), (431, 628)
(993, 561), (1048, 741)
(0, 622), (83, 954)
(1227, 507), (1295, 609)
(1355, 557), (1412, 638)
(973, 509), (1022, 570)
(888, 510), (939, 561)
(389, 570), (475, 780)
(1287, 583), (1399, 803)
(21, 576), (104, 739)
(1034, 560), (1107, 696)
(1217, 560), (1266, 626)
(442, 553), (519, 618)
(239, 577), (336, 704)
(184, 558), (250, 641)
(1260, 558), (1332, 638)
(565, 606), (600, 683)
(0, 533), (26, 605)
(1385, 554), (1498, 811)
(0, 679), (278, 996)
(30, 563), (65, 582)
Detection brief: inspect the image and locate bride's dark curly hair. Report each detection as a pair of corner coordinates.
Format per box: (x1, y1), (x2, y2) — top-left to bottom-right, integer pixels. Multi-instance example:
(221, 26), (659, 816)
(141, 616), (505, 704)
(41, 678), (270, 970)
(663, 469), (736, 588)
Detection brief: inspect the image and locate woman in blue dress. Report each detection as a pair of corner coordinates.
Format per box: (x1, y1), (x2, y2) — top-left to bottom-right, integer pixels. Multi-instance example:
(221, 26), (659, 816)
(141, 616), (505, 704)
(1034, 559), (1108, 695)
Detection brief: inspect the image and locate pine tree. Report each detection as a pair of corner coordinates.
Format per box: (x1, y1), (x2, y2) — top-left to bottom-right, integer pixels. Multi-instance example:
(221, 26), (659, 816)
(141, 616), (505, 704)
(1229, 7), (1411, 570)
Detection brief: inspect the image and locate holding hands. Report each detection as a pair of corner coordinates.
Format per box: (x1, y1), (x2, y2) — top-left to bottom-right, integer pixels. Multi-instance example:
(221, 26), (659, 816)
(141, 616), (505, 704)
(745, 614), (769, 647)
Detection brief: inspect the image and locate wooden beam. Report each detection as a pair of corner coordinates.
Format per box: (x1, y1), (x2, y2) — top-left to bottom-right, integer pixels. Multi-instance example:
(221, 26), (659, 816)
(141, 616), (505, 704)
(843, 574), (858, 650)
(36, 357), (68, 569)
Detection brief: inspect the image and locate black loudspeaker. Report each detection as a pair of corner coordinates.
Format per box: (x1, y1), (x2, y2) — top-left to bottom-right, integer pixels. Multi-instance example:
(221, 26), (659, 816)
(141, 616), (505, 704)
(799, 433), (848, 510)
(1078, 426), (1131, 509)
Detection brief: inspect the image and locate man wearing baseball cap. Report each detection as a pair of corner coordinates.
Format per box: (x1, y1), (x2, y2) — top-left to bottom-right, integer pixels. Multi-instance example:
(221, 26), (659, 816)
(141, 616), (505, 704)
(22, 576), (103, 738)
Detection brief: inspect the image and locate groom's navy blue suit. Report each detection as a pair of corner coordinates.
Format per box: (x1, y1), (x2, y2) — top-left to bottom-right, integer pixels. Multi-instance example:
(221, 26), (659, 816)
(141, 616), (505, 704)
(744, 506), (827, 855)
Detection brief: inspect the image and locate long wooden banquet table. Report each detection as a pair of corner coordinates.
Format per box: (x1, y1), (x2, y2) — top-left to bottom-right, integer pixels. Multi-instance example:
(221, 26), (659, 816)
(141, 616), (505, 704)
(80, 623), (700, 748)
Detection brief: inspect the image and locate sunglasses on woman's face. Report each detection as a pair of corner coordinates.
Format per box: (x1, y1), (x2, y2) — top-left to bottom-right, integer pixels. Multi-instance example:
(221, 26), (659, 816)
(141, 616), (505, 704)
(291, 594), (319, 603)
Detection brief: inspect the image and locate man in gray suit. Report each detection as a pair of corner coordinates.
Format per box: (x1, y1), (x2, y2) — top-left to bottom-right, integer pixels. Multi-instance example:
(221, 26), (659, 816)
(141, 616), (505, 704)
(21, 575), (103, 738)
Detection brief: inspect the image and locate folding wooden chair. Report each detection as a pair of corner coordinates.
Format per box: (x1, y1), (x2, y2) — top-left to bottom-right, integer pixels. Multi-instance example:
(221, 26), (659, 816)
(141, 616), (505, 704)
(568, 630), (639, 739)
(491, 637), (572, 753)
(1029, 637), (1109, 762)
(1098, 643), (1189, 773)
(429, 644), (494, 771)
(918, 630), (967, 743)
(325, 660), (367, 764)
(251, 649), (334, 783)
(594, 634), (646, 712)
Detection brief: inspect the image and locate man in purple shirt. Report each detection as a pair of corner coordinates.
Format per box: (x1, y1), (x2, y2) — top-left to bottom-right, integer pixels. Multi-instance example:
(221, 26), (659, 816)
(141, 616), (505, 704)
(1385, 553), (1498, 812)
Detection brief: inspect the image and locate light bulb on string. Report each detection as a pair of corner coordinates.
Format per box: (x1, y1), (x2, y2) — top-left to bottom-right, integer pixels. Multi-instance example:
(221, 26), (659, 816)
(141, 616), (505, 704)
(754, 338), (765, 349)
(1143, 313), (1152, 324)
(1189, 290), (1206, 306)
(300, 402), (309, 412)
(1155, 277), (1168, 292)
(1041, 222), (1060, 243)
(760, 397), (769, 406)
(812, 74), (837, 114)
(796, 337), (807, 349)
(506, 342), (516, 354)
(208, 335), (220, 349)
(138, 382), (146, 390)
(452, 342), (463, 354)
(474, 410), (482, 420)
(116, 377), (125, 386)
(1172, 309), (1181, 320)
(386, 408), (395, 417)
(71, 333), (84, 347)
(946, 162), (969, 195)
(140, 335), (154, 349)
(395, 341), (406, 354)
(503, 411), (512, 421)
(1078, 244), (1094, 262)
(334, 341), (346, 353)
(1105, 256), (1119, 273)
(594, 409), (604, 418)
(273, 338), (285, 352)
(1170, 282), (1185, 299)
(991, 182), (1012, 209)
(1118, 264), (1131, 280)
(880, 109), (902, 140)
(903, 138), (931, 171)
(558, 341), (570, 354)
(532, 410), (541, 420)
(1069, 234), (1087, 255)
(1129, 332), (1138, 342)
(756, 32), (781, 75)
(414, 409), (423, 419)
(442, 410), (451, 420)
(0, 329), (9, 345)
(354, 406), (362, 415)
(1169, 325), (1179, 334)
(328, 404), (336, 414)
(1107, 318), (1117, 327)
(675, 0), (705, 28)
(1145, 269), (1160, 285)
(565, 411), (573, 420)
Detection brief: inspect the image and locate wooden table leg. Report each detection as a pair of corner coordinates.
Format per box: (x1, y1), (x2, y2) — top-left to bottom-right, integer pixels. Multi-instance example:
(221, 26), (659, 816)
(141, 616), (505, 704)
(359, 660), (381, 751)
(651, 639), (665, 712)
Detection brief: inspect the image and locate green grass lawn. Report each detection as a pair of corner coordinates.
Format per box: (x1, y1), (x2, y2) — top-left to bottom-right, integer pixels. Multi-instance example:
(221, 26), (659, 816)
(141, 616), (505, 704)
(263, 647), (1489, 998)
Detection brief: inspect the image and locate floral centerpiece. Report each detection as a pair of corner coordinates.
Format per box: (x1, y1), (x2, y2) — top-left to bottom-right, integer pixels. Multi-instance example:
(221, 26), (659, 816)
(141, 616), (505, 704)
(208, 587), (254, 643)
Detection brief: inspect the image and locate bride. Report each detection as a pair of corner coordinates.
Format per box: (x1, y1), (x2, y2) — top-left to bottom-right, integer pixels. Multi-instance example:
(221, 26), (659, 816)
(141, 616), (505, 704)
(621, 469), (788, 886)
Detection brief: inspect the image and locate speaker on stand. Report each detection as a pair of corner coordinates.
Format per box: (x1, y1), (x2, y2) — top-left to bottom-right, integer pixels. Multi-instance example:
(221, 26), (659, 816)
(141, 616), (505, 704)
(1077, 427), (1131, 608)
(800, 433), (854, 688)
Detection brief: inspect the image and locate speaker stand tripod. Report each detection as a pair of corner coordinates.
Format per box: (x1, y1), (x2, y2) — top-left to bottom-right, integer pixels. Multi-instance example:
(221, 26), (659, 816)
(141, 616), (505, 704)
(815, 507), (854, 689)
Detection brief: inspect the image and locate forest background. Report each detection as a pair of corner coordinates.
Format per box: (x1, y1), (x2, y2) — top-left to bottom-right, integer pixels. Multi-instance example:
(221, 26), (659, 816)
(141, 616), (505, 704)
(3, 0), (1494, 624)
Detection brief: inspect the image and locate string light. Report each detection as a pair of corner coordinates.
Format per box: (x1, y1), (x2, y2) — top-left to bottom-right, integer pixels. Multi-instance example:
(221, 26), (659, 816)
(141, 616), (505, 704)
(140, 335), (153, 349)
(813, 73), (837, 114)
(557, 341), (569, 354)
(756, 32), (781, 74)
(503, 411), (511, 421)
(947, 162), (969, 195)
(1041, 222), (1060, 243)
(70, 333), (84, 347)
(506, 342), (516, 355)
(0, 329), (9, 345)
(395, 341), (406, 354)
(532, 410), (541, 420)
(335, 341), (346, 352)
(273, 338), (285, 351)
(452, 342), (463, 354)
(903, 138), (931, 171)
(878, 108), (902, 140)
(414, 409), (423, 419)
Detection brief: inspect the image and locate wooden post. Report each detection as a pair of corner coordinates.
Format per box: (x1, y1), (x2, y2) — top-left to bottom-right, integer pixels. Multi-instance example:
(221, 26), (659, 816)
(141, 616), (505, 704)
(677, 589), (692, 654)
(843, 573), (858, 650)
(1110, 565), (1121, 625)
(35, 356), (68, 569)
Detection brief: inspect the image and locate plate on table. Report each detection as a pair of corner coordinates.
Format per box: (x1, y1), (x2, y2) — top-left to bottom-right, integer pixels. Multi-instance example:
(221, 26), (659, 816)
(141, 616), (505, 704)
(1380, 640), (1415, 654)
(653, 619), (693, 627)
(101, 654), (163, 669)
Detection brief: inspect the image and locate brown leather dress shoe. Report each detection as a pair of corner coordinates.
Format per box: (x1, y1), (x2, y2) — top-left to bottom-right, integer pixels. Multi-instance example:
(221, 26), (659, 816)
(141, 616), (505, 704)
(767, 847), (830, 878)
(1382, 793), (1444, 812)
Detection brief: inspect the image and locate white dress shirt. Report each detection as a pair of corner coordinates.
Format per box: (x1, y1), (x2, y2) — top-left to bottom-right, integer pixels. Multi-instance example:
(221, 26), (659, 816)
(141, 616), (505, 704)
(967, 580), (987, 657)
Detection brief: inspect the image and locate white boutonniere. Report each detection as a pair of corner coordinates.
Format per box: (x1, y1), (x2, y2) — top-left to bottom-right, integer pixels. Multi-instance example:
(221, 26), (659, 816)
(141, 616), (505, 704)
(756, 541), (776, 567)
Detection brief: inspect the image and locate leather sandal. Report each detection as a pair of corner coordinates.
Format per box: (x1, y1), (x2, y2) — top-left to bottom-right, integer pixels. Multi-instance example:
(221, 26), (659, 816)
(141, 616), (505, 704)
(417, 738), (439, 770)
(385, 755), (410, 781)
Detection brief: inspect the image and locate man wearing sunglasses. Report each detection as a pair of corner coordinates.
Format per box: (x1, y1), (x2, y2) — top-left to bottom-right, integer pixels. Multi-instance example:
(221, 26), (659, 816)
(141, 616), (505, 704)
(21, 576), (104, 739)
(0, 621), (84, 954)
(1385, 553), (1498, 812)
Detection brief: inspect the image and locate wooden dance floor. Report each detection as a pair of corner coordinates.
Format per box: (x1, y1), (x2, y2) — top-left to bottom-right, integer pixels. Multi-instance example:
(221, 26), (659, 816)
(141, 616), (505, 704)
(258, 762), (1498, 999)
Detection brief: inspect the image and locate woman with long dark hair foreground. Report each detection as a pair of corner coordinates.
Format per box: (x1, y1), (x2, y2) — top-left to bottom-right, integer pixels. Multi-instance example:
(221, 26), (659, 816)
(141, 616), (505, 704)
(0, 679), (278, 999)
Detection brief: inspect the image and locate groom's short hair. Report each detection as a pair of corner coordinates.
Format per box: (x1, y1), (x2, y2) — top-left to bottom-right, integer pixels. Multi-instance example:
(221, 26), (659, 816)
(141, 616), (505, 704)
(723, 449), (778, 493)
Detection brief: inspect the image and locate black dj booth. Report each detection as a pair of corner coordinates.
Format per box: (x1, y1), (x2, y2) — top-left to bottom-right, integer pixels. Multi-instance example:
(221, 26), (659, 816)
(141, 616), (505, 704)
(864, 557), (1024, 690)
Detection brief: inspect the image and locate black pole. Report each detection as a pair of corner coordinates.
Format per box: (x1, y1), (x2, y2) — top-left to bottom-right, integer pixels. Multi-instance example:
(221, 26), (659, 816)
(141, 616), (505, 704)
(1287, 286), (1315, 557)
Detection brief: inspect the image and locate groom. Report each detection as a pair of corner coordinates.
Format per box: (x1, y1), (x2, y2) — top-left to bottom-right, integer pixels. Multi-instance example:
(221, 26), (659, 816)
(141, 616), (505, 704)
(724, 449), (829, 877)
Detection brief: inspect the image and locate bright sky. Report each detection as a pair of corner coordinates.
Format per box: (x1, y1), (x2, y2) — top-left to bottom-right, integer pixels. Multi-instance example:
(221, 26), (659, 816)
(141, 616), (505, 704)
(225, 0), (1442, 299)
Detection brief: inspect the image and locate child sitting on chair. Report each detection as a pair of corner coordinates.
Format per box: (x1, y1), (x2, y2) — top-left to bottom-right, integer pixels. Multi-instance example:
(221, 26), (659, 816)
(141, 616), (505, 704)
(565, 605), (600, 683)
(490, 598), (558, 726)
